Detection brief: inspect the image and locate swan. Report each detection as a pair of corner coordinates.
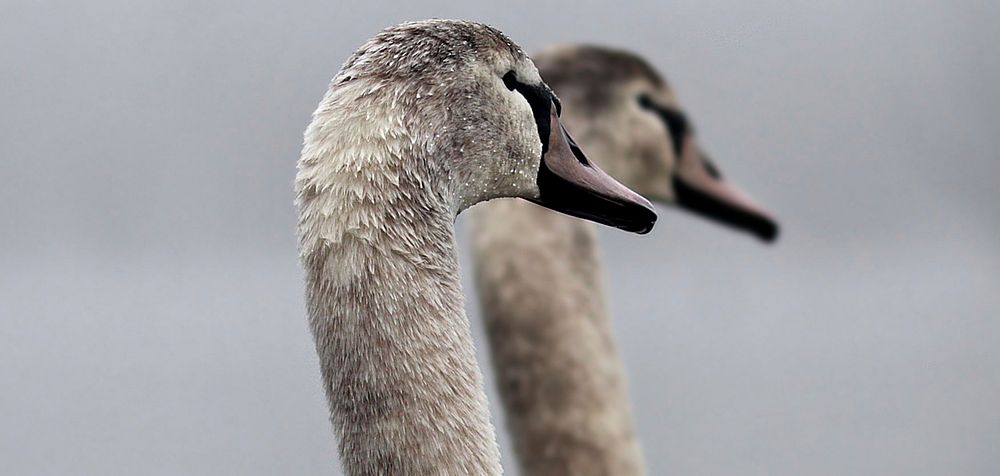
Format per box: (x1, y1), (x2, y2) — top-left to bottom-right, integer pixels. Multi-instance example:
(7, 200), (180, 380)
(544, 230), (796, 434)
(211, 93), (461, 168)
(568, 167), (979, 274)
(295, 24), (657, 475)
(470, 44), (779, 475)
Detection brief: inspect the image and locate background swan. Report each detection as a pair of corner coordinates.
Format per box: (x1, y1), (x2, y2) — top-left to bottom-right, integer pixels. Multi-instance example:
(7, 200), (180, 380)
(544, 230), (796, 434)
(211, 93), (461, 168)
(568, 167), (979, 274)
(471, 45), (778, 475)
(296, 22), (655, 474)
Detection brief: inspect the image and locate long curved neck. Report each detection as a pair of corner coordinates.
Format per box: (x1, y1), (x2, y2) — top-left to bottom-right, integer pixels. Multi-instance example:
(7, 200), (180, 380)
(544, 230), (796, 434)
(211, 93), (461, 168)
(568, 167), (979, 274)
(298, 146), (502, 474)
(470, 199), (645, 476)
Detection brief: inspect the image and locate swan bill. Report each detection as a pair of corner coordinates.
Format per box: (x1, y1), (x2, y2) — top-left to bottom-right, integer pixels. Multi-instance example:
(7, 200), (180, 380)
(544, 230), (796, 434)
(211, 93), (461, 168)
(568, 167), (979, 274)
(672, 143), (779, 242)
(531, 104), (657, 234)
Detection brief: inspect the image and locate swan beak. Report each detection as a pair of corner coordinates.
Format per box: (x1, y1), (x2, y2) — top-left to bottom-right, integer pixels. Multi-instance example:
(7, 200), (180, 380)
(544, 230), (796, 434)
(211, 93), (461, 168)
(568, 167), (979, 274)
(673, 137), (779, 242)
(531, 103), (658, 234)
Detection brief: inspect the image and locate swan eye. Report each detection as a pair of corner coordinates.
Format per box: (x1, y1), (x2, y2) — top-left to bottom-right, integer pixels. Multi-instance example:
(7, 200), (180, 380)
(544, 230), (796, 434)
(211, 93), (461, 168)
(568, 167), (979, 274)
(502, 71), (558, 155)
(638, 94), (654, 109)
(502, 71), (517, 91)
(638, 94), (690, 156)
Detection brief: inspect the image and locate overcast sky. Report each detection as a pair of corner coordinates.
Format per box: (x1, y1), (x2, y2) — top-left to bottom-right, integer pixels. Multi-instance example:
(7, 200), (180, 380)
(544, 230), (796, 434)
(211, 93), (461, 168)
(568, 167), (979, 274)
(2, 1), (999, 474)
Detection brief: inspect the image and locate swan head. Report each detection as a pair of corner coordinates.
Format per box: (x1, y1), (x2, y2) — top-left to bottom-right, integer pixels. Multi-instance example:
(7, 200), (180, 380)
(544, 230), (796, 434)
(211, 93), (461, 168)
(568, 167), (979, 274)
(302, 20), (656, 234)
(534, 45), (779, 242)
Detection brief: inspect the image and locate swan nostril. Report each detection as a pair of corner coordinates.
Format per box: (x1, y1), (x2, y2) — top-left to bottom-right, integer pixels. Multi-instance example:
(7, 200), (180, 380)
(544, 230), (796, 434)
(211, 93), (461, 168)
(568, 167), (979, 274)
(700, 154), (723, 179)
(566, 135), (590, 166)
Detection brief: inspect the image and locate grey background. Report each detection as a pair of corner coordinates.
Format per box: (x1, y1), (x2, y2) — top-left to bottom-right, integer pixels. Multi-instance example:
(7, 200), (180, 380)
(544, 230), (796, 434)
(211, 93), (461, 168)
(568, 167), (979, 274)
(2, 1), (998, 474)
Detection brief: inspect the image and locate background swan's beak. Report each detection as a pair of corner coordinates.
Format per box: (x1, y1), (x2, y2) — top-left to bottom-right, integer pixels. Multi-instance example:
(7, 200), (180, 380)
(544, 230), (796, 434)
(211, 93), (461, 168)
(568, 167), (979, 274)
(531, 104), (657, 234)
(673, 138), (779, 242)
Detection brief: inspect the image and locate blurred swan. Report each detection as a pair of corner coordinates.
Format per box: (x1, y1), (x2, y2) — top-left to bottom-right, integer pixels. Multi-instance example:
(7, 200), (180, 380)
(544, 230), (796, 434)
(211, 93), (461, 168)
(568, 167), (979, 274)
(296, 26), (656, 475)
(471, 44), (779, 476)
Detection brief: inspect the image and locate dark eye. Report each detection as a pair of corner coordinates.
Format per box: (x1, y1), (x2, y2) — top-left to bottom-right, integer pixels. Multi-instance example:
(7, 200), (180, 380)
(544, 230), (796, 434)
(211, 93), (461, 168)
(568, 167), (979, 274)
(638, 94), (655, 109)
(502, 71), (556, 154)
(502, 70), (517, 91)
(638, 94), (689, 156)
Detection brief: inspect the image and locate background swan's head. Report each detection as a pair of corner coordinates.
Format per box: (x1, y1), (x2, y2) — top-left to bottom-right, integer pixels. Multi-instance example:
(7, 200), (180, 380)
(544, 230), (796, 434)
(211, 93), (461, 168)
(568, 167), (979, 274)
(301, 20), (656, 234)
(535, 45), (779, 242)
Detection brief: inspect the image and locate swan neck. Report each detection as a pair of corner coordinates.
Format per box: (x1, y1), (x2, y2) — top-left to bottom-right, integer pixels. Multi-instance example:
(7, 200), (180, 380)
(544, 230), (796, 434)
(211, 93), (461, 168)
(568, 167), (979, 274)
(300, 192), (501, 475)
(470, 199), (645, 475)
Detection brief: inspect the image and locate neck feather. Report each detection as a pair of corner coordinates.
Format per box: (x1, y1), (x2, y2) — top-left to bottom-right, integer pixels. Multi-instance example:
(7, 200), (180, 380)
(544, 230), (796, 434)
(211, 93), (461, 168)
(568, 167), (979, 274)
(297, 140), (501, 475)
